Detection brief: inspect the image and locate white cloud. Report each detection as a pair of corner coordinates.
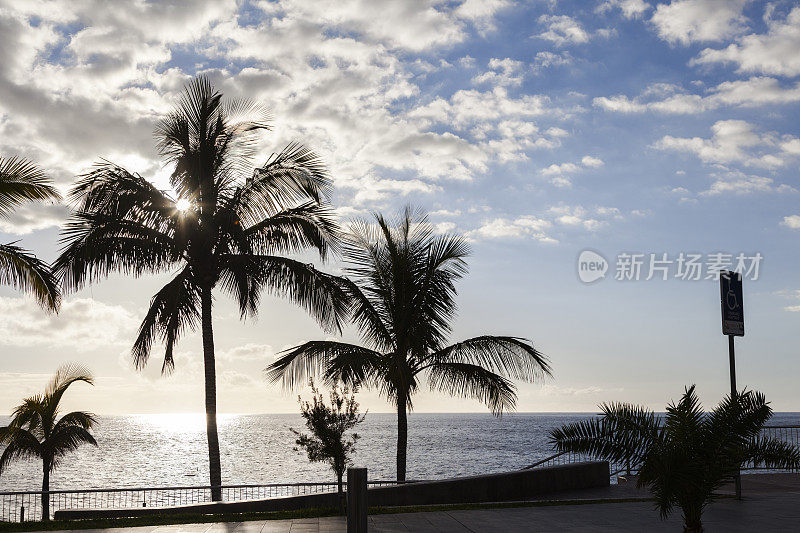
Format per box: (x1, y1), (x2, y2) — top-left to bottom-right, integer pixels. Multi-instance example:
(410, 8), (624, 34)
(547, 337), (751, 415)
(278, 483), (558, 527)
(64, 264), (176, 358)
(548, 205), (606, 231)
(581, 155), (604, 168)
(472, 58), (525, 87)
(430, 209), (462, 217)
(536, 15), (590, 46)
(650, 0), (749, 45)
(596, 0), (650, 19)
(433, 221), (457, 234)
(781, 215), (800, 230)
(531, 51), (574, 72)
(701, 171), (795, 196)
(779, 288), (800, 312)
(0, 0), (524, 217)
(540, 155), (604, 186)
(781, 138), (800, 156)
(653, 120), (794, 168)
(0, 297), (139, 350)
(408, 87), (570, 165)
(539, 384), (625, 396)
(410, 87), (552, 129)
(710, 77), (800, 107)
(0, 203), (67, 234)
(253, 0), (509, 52)
(692, 7), (800, 76)
(594, 78), (800, 115)
(218, 343), (274, 363)
(220, 370), (261, 387)
(349, 175), (442, 204)
(465, 216), (556, 243)
(541, 162), (581, 176)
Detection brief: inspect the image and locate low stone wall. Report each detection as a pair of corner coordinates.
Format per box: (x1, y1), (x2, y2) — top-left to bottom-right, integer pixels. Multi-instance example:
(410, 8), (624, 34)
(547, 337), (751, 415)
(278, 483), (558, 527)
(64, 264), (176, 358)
(54, 461), (609, 520)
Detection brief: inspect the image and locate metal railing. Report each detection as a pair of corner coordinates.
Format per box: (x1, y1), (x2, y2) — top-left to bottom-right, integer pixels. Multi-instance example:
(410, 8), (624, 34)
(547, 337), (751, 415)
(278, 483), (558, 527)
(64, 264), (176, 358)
(743, 425), (800, 472)
(525, 425), (800, 481)
(523, 451), (632, 482)
(0, 480), (406, 522)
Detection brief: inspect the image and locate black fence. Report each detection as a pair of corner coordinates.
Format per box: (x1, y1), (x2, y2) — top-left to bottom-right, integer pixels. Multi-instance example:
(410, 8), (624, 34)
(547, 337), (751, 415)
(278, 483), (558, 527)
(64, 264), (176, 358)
(1, 480), (404, 522)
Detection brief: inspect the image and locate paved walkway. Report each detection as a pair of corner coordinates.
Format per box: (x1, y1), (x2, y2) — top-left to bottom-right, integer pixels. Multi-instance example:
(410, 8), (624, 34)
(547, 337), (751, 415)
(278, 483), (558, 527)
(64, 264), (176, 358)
(31, 474), (800, 532)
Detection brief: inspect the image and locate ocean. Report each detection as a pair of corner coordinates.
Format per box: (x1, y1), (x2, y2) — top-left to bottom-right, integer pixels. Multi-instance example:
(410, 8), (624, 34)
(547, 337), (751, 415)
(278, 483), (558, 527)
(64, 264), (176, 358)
(2, 412), (799, 492)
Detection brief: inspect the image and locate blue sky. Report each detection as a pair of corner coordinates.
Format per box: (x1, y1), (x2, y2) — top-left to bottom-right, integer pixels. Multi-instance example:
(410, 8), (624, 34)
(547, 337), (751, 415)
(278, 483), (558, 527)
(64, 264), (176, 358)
(0, 0), (799, 414)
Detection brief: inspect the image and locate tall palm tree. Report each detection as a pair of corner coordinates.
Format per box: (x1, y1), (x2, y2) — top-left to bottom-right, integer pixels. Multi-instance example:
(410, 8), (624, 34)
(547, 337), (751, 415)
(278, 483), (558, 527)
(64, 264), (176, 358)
(0, 156), (61, 311)
(550, 385), (800, 532)
(54, 76), (348, 500)
(0, 365), (97, 521)
(267, 207), (551, 480)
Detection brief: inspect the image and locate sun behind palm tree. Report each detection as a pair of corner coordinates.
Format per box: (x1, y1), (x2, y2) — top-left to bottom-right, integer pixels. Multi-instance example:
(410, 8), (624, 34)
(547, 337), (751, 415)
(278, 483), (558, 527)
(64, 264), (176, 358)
(267, 206), (552, 481)
(0, 156), (61, 311)
(0, 365), (97, 521)
(54, 76), (349, 499)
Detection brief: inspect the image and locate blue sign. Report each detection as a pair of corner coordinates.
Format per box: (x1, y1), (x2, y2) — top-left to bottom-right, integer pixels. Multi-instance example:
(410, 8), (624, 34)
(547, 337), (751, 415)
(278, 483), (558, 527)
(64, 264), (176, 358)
(720, 270), (744, 336)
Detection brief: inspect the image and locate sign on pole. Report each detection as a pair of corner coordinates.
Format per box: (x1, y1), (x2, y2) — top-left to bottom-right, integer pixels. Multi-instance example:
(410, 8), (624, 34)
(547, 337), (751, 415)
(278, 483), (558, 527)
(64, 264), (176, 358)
(720, 270), (744, 336)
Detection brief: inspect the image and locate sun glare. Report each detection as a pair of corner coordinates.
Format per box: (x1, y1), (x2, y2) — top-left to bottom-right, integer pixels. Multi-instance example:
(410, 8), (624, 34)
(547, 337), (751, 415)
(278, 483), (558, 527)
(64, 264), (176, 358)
(138, 413), (206, 434)
(175, 198), (192, 212)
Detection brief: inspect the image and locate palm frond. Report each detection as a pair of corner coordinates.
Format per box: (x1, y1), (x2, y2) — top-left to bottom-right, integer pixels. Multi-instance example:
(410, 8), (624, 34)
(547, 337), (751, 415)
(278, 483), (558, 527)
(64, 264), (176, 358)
(55, 213), (179, 291)
(550, 402), (660, 465)
(229, 142), (332, 225)
(0, 428), (42, 475)
(342, 206), (465, 354)
(266, 341), (383, 391)
(0, 243), (60, 311)
(217, 254), (266, 318)
(743, 436), (800, 470)
(47, 425), (97, 471)
(243, 202), (340, 259)
(43, 365), (94, 427)
(8, 396), (46, 438)
(422, 336), (551, 382)
(337, 276), (393, 352)
(663, 385), (705, 445)
(68, 161), (175, 223)
(132, 267), (201, 373)
(427, 362), (517, 415)
(52, 411), (97, 432)
(0, 156), (61, 217)
(251, 255), (350, 334)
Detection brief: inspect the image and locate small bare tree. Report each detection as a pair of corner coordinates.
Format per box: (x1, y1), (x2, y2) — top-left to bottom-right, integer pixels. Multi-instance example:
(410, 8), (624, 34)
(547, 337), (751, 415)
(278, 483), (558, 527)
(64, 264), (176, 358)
(292, 380), (366, 513)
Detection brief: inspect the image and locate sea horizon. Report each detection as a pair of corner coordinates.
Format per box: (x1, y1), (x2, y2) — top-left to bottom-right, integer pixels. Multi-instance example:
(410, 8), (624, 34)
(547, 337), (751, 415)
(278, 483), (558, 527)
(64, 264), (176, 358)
(3, 412), (800, 494)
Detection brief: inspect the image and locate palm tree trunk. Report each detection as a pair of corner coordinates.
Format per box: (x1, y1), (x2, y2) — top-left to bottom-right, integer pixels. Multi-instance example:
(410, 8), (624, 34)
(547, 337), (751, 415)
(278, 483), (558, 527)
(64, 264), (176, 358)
(397, 394), (408, 482)
(683, 509), (703, 532)
(41, 461), (50, 521)
(201, 286), (223, 501)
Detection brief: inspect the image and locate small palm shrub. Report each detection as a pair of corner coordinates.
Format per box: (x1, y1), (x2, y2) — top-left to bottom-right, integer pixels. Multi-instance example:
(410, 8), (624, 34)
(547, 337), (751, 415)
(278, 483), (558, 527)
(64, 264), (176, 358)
(551, 385), (800, 532)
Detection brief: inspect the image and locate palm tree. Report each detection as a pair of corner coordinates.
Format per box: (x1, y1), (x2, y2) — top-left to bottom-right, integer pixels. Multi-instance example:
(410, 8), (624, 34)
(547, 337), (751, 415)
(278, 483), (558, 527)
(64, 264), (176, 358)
(550, 385), (800, 532)
(0, 156), (61, 311)
(0, 365), (97, 521)
(54, 76), (348, 500)
(267, 207), (551, 481)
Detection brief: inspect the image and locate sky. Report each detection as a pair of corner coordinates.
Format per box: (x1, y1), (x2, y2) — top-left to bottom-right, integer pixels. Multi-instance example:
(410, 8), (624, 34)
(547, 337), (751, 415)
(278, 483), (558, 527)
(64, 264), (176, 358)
(0, 0), (799, 415)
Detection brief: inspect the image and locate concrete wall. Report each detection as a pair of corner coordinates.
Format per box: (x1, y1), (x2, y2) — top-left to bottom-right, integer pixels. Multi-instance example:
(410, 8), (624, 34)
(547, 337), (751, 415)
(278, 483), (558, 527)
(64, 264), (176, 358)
(55, 461), (609, 520)
(367, 461), (609, 507)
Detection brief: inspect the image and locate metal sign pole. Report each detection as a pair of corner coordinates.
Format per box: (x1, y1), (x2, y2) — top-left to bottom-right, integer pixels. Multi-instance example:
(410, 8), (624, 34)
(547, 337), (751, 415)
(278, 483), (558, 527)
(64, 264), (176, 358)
(728, 334), (741, 499)
(720, 270), (744, 500)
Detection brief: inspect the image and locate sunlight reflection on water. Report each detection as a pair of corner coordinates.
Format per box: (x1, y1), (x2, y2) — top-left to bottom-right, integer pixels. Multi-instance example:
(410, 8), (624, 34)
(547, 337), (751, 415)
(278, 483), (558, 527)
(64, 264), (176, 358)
(2, 412), (799, 491)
